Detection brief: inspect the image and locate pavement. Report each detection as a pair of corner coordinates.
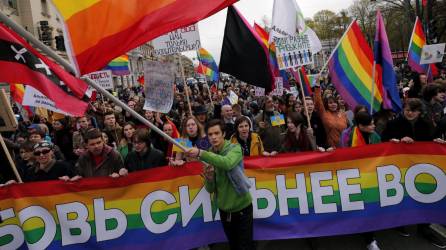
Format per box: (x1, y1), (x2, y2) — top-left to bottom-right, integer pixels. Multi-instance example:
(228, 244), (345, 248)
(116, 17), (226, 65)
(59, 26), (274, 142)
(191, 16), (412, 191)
(210, 225), (444, 250)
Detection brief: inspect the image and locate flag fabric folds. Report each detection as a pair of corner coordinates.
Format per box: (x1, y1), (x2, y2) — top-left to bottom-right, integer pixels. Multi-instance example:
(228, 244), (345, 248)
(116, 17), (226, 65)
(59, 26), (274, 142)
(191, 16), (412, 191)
(219, 6), (274, 92)
(0, 23), (91, 117)
(374, 10), (402, 113)
(52, 0), (237, 75)
(407, 17), (438, 80)
(292, 67), (313, 96)
(328, 21), (385, 113)
(105, 55), (130, 76)
(197, 48), (219, 82)
(351, 127), (366, 147)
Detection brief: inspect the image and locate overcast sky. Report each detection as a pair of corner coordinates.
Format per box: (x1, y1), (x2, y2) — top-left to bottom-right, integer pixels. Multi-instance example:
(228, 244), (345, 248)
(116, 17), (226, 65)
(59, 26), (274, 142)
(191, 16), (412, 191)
(184, 0), (354, 63)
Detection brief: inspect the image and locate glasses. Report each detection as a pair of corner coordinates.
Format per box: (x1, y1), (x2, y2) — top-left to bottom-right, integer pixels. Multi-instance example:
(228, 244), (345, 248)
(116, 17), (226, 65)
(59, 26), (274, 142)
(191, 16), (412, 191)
(33, 149), (51, 156)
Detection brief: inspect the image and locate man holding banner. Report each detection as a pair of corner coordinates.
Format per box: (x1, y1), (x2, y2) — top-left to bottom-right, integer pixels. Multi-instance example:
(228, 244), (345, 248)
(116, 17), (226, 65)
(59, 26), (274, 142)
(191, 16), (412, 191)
(186, 119), (254, 250)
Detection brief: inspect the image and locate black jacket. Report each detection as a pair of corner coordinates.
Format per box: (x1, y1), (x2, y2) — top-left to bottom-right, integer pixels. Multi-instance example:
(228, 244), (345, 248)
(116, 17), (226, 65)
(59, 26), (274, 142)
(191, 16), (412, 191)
(24, 160), (74, 182)
(381, 114), (435, 142)
(125, 145), (166, 172)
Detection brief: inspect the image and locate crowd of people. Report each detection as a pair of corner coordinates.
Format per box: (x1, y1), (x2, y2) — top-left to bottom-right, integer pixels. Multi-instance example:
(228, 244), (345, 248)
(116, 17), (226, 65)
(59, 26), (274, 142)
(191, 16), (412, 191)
(1, 63), (446, 249)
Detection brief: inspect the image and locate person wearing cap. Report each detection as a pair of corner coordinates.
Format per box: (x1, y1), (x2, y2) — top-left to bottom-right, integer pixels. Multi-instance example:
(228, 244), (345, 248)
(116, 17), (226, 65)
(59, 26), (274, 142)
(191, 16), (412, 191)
(28, 125), (66, 161)
(23, 141), (75, 182)
(194, 106), (208, 128)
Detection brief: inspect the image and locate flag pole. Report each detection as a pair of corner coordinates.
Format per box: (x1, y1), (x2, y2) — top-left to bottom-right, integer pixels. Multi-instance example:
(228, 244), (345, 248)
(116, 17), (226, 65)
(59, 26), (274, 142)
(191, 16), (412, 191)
(318, 20), (356, 77)
(370, 61), (376, 115)
(0, 134), (23, 183)
(0, 12), (188, 152)
(196, 50), (214, 108)
(82, 77), (187, 151)
(296, 67), (312, 128)
(177, 55), (193, 115)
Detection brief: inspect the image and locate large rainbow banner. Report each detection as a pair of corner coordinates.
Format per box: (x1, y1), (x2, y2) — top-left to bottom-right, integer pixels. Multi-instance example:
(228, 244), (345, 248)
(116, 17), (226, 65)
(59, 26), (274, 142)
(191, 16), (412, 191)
(1, 142), (446, 249)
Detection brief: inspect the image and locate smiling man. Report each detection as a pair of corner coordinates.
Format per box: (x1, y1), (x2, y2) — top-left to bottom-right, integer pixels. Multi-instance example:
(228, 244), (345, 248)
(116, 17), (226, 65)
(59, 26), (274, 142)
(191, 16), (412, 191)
(186, 119), (253, 250)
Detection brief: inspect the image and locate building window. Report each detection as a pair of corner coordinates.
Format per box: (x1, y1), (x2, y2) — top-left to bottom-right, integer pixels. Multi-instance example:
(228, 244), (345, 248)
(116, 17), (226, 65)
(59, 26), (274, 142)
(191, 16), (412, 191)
(41, 0), (49, 16)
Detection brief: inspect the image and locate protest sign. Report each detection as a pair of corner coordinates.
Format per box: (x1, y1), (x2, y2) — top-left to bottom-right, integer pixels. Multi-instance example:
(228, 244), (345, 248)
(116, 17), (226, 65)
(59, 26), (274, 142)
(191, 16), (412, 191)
(254, 87), (265, 97)
(271, 77), (284, 96)
(152, 24), (201, 56)
(271, 114), (285, 126)
(0, 89), (17, 132)
(84, 70), (113, 90)
(1, 143), (445, 249)
(274, 34), (313, 70)
(22, 86), (70, 115)
(143, 61), (175, 113)
(420, 43), (445, 64)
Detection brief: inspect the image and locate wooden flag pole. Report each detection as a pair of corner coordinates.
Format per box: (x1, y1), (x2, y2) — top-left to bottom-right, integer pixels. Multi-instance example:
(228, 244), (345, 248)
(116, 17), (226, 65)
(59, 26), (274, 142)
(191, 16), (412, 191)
(178, 55), (193, 115)
(1, 11), (188, 152)
(0, 134), (23, 183)
(296, 67), (312, 128)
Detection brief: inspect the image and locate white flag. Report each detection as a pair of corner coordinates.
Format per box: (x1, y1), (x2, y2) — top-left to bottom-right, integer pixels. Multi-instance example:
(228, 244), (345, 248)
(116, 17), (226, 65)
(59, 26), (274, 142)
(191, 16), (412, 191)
(270, 0), (322, 53)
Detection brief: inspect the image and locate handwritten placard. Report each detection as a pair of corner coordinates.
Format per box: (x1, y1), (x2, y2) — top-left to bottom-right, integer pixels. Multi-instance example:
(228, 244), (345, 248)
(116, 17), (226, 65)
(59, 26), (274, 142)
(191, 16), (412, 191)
(143, 61), (175, 113)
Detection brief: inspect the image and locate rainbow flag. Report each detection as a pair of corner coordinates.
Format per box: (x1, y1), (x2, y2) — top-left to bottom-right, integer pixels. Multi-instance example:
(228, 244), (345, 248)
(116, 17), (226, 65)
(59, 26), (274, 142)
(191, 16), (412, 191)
(254, 23), (280, 79)
(105, 55), (130, 76)
(51, 0), (237, 75)
(351, 126), (366, 147)
(407, 16), (438, 80)
(307, 74), (319, 87)
(328, 21), (385, 113)
(197, 48), (219, 82)
(292, 67), (313, 96)
(10, 83), (25, 104)
(374, 10), (402, 113)
(0, 143), (445, 249)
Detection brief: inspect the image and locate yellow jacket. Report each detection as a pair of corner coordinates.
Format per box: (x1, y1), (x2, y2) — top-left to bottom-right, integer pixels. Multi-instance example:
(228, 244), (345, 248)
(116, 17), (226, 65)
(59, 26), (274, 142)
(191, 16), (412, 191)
(230, 132), (264, 156)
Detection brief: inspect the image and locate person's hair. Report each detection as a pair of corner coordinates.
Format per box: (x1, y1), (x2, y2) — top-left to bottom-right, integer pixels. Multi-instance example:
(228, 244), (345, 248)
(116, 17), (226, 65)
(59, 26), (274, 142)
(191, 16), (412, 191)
(76, 115), (89, 122)
(234, 116), (251, 137)
(404, 98), (423, 112)
(353, 105), (369, 116)
(287, 112), (305, 127)
(354, 111), (373, 126)
(323, 95), (339, 111)
(133, 128), (151, 146)
(20, 141), (35, 152)
(422, 83), (445, 101)
(122, 122), (136, 140)
(181, 116), (205, 138)
(205, 119), (225, 134)
(103, 111), (115, 118)
(232, 104), (241, 113)
(85, 128), (103, 142)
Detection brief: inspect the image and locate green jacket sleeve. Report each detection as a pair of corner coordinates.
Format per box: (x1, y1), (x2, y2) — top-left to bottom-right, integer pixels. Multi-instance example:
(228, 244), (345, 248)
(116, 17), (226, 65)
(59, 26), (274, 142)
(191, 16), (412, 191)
(204, 178), (215, 193)
(199, 144), (243, 171)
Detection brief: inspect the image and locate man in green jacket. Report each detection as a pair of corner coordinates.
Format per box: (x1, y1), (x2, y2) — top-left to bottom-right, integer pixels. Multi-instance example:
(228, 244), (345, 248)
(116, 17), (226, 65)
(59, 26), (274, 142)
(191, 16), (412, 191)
(186, 119), (254, 250)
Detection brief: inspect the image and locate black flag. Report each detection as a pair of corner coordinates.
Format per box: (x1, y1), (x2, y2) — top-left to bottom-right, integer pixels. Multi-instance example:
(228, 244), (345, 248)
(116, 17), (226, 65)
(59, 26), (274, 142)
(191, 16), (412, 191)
(219, 6), (273, 92)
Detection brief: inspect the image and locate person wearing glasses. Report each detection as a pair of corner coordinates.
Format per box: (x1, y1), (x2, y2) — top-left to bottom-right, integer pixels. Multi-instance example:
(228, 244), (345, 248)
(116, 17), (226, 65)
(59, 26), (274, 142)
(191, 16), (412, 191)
(23, 141), (75, 182)
(125, 128), (166, 172)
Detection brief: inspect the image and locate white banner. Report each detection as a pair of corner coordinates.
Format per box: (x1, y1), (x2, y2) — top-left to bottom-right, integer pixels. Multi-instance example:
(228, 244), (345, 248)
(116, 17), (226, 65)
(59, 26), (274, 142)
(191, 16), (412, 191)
(22, 86), (70, 115)
(84, 70), (113, 90)
(274, 34), (313, 69)
(420, 43), (445, 64)
(152, 24), (201, 56)
(143, 61), (175, 113)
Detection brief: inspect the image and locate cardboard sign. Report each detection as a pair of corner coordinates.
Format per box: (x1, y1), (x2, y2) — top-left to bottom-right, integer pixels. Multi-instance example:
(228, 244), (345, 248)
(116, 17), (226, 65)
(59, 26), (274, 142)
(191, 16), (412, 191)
(271, 114), (285, 126)
(84, 70), (113, 90)
(22, 86), (70, 115)
(172, 138), (193, 153)
(274, 34), (313, 70)
(420, 43), (445, 64)
(143, 61), (175, 113)
(152, 24), (201, 56)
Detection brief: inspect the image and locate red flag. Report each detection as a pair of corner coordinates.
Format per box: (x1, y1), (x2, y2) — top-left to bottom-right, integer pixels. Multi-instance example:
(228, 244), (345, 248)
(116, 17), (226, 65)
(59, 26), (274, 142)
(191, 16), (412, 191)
(0, 23), (92, 116)
(137, 75), (145, 86)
